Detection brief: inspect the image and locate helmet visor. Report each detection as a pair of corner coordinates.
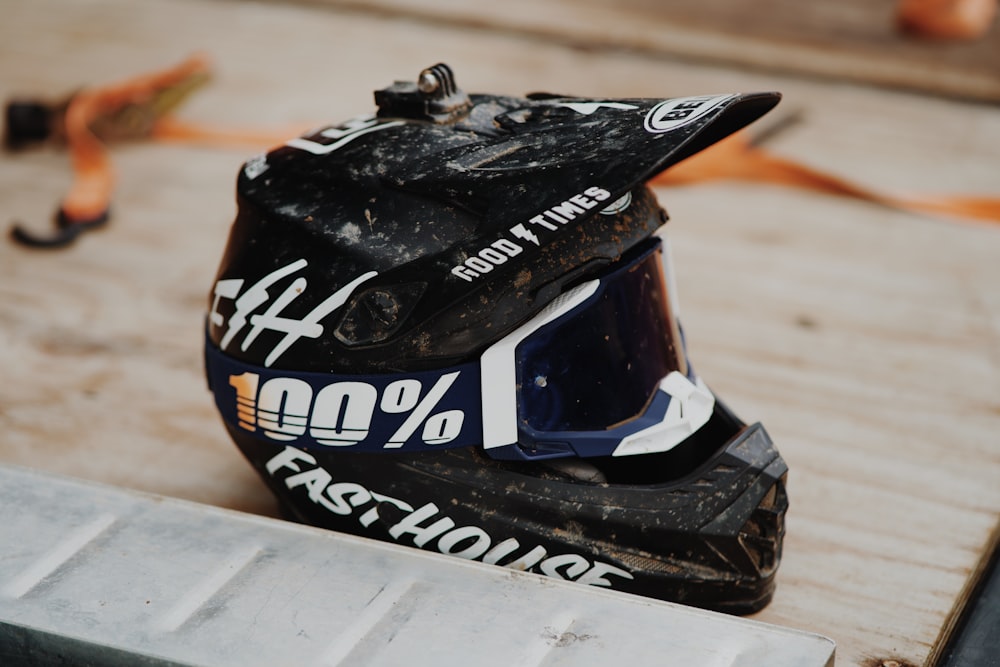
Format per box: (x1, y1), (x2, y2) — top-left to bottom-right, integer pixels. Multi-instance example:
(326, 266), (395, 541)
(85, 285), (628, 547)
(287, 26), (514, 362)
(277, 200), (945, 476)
(518, 238), (685, 431)
(481, 236), (714, 459)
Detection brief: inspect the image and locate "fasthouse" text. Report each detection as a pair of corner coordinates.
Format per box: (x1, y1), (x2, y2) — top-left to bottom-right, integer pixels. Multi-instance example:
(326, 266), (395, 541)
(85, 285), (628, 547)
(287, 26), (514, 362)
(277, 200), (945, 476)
(266, 446), (633, 588)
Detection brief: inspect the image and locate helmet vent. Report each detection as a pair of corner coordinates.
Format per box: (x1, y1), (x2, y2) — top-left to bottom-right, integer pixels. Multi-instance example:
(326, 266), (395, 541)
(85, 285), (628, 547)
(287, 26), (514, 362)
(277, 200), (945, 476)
(737, 477), (787, 575)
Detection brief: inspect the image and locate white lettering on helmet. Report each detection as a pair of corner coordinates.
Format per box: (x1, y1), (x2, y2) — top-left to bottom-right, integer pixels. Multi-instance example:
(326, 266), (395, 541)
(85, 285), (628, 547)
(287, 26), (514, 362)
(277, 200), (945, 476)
(265, 446), (634, 588)
(286, 116), (404, 155)
(450, 186), (614, 283)
(211, 259), (378, 367)
(643, 94), (734, 134)
(554, 101), (639, 115)
(450, 238), (527, 283)
(226, 371), (465, 451)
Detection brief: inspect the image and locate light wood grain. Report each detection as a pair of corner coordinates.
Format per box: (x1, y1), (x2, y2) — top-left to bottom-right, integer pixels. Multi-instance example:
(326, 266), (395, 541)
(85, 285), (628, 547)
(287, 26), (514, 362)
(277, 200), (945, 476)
(1, 1), (998, 665)
(303, 0), (1000, 103)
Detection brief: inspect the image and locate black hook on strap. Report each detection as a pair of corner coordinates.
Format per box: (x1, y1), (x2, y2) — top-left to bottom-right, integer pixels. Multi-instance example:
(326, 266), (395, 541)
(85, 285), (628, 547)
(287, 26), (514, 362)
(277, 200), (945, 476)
(10, 208), (109, 249)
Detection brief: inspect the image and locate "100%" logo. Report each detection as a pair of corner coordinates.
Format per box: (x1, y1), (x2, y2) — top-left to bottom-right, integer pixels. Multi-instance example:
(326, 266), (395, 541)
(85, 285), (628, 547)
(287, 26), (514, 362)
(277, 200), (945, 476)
(227, 371), (467, 449)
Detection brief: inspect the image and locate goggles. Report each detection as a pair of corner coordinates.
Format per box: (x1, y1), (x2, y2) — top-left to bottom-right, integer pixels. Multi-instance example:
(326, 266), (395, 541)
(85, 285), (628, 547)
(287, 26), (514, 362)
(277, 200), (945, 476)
(205, 237), (714, 461)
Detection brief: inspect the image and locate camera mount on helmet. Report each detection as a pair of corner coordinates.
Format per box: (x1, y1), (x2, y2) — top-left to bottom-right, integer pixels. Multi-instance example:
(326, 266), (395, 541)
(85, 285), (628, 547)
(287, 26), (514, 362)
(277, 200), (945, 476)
(375, 63), (471, 124)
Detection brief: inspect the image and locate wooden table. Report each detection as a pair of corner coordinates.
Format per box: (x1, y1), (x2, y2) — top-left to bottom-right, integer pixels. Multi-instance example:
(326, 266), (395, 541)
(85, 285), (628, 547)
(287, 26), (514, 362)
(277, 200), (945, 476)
(2, 1), (999, 664)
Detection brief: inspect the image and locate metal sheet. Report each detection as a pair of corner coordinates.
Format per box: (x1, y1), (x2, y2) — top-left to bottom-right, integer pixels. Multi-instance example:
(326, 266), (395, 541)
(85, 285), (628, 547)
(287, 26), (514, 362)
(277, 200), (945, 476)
(0, 465), (835, 666)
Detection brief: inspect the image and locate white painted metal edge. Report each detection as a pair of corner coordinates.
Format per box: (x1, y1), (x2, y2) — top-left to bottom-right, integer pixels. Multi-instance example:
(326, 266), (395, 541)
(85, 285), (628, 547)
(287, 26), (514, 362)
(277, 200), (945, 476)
(0, 464), (835, 666)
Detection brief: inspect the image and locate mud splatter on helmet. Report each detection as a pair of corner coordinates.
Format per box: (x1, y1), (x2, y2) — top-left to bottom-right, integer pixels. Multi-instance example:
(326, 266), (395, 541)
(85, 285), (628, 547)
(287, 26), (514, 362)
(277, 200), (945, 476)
(205, 64), (788, 614)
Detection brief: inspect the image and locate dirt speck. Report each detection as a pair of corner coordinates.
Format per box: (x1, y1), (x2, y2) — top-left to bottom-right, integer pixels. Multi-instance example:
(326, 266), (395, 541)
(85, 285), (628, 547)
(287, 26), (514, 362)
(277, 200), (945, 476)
(860, 657), (918, 667)
(795, 314), (818, 329)
(542, 629), (595, 648)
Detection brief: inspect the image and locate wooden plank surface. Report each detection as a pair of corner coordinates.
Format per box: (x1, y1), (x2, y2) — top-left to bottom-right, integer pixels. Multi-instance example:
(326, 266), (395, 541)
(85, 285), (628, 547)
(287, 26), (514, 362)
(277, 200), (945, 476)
(1, 1), (999, 665)
(311, 0), (1000, 102)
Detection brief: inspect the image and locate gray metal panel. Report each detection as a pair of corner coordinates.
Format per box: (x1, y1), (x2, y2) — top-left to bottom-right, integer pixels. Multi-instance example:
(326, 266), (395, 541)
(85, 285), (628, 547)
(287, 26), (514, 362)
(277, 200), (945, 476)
(0, 465), (835, 666)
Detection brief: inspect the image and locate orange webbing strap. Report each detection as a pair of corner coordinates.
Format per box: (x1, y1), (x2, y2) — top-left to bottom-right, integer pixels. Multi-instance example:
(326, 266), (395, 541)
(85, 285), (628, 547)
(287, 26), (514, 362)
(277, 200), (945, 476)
(11, 54), (1000, 248)
(11, 55), (212, 247)
(652, 131), (1000, 225)
(58, 92), (116, 225)
(150, 117), (310, 150)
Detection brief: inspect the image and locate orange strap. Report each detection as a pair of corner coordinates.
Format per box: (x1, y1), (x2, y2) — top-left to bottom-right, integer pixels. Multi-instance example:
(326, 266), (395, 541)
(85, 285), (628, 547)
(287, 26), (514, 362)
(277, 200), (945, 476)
(60, 54), (212, 223)
(12, 55), (1000, 247)
(10, 55), (214, 246)
(155, 117), (1000, 226)
(150, 116), (309, 150)
(652, 131), (1000, 225)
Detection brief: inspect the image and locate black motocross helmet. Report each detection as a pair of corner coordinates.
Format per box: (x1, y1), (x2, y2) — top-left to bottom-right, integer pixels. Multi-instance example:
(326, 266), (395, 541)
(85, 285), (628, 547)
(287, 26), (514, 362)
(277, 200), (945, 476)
(205, 64), (787, 614)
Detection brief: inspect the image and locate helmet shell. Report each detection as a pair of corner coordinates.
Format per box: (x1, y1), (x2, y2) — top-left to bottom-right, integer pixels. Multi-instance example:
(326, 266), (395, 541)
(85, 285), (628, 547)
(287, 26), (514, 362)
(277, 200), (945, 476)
(205, 65), (787, 613)
(208, 70), (779, 373)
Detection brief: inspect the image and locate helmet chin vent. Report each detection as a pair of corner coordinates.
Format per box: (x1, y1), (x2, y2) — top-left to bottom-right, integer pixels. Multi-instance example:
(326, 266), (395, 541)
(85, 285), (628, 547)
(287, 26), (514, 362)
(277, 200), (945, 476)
(738, 476), (787, 576)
